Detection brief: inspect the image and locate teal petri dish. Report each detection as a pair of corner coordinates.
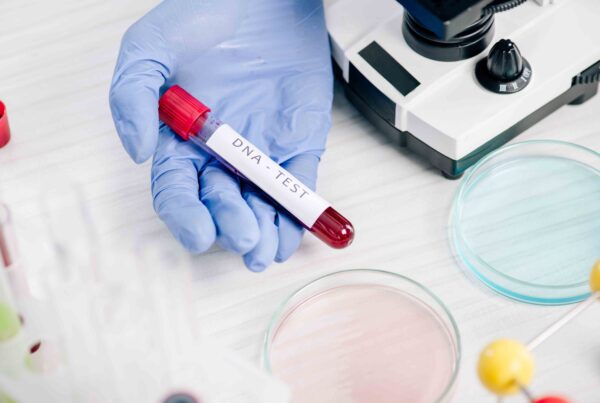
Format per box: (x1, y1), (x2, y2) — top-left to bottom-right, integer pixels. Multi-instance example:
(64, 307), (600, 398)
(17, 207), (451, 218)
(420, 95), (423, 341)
(450, 140), (600, 305)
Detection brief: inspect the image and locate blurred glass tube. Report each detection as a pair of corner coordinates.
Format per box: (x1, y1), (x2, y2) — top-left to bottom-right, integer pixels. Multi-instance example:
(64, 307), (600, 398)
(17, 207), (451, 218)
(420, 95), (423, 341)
(40, 183), (97, 286)
(0, 203), (16, 269)
(0, 265), (17, 320)
(0, 204), (17, 311)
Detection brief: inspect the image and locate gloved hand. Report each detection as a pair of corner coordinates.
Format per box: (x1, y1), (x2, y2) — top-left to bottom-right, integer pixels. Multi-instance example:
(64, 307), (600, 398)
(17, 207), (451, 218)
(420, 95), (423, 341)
(109, 0), (333, 271)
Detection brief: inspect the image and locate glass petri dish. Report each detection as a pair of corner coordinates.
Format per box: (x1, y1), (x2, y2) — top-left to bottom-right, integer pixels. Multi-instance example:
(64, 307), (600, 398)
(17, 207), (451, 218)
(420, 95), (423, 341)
(451, 140), (600, 305)
(263, 270), (460, 403)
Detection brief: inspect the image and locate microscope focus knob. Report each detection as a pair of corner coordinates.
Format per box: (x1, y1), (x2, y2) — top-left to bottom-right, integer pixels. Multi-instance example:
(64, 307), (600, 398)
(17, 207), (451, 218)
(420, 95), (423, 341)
(476, 38), (532, 94)
(487, 39), (523, 81)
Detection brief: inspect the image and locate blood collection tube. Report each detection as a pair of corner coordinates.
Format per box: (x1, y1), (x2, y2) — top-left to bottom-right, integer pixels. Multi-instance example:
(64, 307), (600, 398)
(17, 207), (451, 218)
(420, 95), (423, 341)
(158, 86), (354, 249)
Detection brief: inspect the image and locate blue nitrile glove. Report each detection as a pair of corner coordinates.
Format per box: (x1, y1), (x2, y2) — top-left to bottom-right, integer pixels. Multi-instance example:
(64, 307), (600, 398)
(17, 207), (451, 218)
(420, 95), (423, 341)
(109, 0), (333, 271)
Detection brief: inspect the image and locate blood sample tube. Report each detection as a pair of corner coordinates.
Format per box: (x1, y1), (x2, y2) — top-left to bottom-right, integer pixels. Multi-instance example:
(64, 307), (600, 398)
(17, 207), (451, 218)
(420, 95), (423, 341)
(158, 86), (354, 249)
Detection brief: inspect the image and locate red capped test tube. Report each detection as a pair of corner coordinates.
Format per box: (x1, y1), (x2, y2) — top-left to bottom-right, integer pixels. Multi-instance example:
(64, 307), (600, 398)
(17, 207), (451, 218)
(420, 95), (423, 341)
(158, 86), (354, 249)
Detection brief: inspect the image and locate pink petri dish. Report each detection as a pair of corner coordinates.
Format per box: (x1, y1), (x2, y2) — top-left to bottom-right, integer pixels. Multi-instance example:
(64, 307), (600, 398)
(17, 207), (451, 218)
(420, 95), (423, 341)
(263, 270), (460, 403)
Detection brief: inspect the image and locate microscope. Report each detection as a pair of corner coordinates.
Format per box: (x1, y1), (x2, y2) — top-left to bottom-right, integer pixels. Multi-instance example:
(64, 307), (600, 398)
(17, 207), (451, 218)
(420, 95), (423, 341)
(325, 0), (600, 178)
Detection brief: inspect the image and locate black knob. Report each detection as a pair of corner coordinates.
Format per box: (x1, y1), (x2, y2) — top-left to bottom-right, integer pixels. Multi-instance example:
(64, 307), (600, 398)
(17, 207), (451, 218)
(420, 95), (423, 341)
(476, 38), (532, 94)
(487, 39), (523, 81)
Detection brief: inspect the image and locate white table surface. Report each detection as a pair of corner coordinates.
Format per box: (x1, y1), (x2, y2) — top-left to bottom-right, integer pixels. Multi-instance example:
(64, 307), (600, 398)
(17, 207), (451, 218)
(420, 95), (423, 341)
(0, 1), (599, 402)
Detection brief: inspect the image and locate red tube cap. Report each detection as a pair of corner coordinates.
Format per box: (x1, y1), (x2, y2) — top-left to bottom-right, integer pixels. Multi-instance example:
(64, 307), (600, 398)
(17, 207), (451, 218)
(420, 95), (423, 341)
(158, 86), (210, 141)
(534, 397), (570, 403)
(0, 101), (10, 148)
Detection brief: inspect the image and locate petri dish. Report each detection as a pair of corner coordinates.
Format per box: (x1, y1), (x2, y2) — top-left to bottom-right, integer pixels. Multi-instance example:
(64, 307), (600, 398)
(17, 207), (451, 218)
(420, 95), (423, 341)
(263, 270), (460, 403)
(451, 140), (600, 305)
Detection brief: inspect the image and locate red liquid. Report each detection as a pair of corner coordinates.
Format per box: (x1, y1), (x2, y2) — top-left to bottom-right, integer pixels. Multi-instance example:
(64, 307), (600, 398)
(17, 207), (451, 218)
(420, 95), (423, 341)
(310, 207), (354, 249)
(30, 341), (42, 354)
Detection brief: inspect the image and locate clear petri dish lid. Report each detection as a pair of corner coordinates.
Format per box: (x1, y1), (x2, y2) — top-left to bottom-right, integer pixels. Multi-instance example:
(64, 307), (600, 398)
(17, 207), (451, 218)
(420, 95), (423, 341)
(263, 269), (460, 403)
(450, 140), (600, 305)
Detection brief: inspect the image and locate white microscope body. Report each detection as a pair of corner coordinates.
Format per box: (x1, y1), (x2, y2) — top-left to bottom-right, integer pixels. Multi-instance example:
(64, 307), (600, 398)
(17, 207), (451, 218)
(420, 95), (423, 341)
(325, 0), (600, 177)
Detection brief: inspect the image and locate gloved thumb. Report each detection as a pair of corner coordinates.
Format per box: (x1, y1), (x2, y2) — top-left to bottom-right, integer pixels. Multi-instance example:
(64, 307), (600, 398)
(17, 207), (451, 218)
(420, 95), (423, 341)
(109, 0), (246, 163)
(109, 21), (172, 163)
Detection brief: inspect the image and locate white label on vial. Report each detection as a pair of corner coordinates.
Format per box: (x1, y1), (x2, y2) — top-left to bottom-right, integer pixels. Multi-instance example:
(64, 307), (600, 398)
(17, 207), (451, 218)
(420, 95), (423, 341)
(205, 124), (330, 227)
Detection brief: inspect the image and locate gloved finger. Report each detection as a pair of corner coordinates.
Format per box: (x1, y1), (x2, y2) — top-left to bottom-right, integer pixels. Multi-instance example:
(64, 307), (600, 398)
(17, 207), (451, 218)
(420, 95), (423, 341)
(109, 0), (247, 163)
(199, 161), (260, 255)
(110, 12), (174, 163)
(274, 153), (320, 263)
(110, 55), (168, 163)
(273, 212), (304, 264)
(152, 130), (216, 253)
(242, 191), (279, 272)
